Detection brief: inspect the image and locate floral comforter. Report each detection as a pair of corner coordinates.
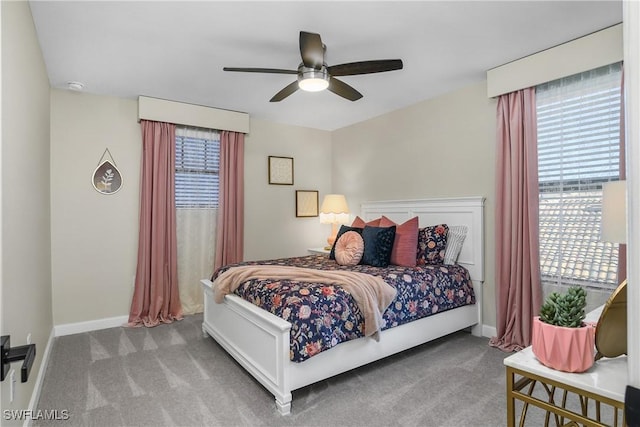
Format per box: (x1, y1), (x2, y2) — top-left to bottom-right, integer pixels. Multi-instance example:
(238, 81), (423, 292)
(212, 255), (475, 362)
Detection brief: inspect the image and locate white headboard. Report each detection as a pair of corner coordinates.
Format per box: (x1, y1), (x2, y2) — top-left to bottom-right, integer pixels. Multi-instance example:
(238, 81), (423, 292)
(360, 197), (485, 283)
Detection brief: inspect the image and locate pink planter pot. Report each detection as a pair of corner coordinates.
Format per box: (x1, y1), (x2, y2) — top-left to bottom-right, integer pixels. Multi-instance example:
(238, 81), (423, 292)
(531, 316), (596, 373)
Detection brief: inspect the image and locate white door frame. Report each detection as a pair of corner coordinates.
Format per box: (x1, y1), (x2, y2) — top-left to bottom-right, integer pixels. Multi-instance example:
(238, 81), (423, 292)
(624, 0), (639, 387)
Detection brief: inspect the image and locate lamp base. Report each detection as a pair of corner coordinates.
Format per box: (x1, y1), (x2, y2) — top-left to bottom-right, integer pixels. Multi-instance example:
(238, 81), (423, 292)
(325, 223), (339, 250)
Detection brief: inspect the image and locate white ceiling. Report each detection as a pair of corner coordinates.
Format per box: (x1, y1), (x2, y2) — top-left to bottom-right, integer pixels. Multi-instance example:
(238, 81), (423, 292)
(29, 1), (622, 131)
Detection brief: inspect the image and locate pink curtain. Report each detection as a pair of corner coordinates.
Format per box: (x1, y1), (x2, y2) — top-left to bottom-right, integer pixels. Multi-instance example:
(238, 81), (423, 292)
(128, 120), (183, 327)
(214, 130), (245, 272)
(489, 87), (543, 352)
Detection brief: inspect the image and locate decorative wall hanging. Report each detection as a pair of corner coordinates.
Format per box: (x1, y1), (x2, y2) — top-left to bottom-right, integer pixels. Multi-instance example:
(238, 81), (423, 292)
(296, 190), (319, 217)
(268, 156), (294, 185)
(92, 148), (123, 195)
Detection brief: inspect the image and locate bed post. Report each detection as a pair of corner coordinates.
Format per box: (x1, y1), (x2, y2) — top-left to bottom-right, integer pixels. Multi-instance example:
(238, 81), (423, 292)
(202, 322), (208, 338)
(275, 394), (292, 415)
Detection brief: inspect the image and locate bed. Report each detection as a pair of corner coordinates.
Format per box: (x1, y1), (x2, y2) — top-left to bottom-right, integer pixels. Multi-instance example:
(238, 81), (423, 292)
(201, 197), (485, 415)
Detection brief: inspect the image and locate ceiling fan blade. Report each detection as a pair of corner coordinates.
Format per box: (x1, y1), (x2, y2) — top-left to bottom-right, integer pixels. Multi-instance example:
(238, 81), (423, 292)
(223, 67), (298, 74)
(328, 77), (363, 101)
(327, 59), (403, 76)
(270, 81), (300, 102)
(299, 31), (324, 69)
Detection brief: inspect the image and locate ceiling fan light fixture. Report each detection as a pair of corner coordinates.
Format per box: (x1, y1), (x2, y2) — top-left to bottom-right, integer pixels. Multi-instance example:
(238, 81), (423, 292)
(298, 67), (329, 92)
(223, 31), (402, 102)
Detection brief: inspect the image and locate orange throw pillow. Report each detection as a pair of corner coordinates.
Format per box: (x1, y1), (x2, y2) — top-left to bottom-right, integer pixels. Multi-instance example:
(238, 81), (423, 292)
(351, 216), (381, 228)
(334, 231), (365, 266)
(379, 216), (419, 267)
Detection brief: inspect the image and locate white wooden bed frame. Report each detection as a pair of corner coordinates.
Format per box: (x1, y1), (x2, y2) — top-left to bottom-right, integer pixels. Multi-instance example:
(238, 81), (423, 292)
(201, 197), (485, 415)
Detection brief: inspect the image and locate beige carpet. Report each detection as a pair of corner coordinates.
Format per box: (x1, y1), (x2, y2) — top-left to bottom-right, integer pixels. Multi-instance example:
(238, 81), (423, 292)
(34, 313), (582, 426)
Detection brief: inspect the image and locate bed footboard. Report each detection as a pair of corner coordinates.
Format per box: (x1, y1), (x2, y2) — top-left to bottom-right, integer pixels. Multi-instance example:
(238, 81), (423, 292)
(201, 279), (293, 415)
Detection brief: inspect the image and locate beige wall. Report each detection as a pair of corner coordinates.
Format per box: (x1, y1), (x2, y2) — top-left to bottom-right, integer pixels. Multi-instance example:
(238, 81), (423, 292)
(49, 94), (333, 325)
(50, 90), (140, 325)
(50, 87), (492, 325)
(1, 0), (52, 418)
(332, 81), (498, 328)
(244, 119), (332, 261)
(49, 81), (498, 331)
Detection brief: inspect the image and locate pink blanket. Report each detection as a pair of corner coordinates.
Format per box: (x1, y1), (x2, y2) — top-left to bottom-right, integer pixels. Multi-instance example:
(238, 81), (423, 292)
(212, 265), (397, 339)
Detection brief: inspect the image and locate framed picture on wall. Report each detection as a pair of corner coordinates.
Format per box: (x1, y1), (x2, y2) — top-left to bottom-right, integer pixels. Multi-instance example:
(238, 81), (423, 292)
(92, 148), (123, 195)
(268, 156), (294, 185)
(296, 190), (319, 217)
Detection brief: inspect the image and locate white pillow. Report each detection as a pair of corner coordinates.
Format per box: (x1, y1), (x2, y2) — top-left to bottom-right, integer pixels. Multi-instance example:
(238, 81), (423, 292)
(444, 225), (467, 265)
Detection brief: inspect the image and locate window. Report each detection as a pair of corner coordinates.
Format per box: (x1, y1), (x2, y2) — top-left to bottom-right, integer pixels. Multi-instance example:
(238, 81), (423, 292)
(175, 126), (219, 314)
(175, 127), (220, 208)
(536, 63), (622, 291)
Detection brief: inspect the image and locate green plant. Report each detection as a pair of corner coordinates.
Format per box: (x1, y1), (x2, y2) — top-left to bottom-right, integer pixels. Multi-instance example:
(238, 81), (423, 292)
(539, 286), (587, 328)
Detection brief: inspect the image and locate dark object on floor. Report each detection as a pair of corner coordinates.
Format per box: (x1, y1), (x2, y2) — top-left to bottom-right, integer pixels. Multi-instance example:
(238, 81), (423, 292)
(627, 385), (640, 427)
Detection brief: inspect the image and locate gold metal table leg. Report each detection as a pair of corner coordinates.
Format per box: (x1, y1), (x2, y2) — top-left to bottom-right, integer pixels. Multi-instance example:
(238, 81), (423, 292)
(507, 368), (515, 427)
(506, 365), (624, 427)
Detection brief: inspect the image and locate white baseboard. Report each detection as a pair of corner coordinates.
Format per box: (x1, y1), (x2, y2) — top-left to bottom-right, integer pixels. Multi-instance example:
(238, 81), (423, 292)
(482, 324), (497, 339)
(54, 315), (129, 337)
(25, 328), (54, 427)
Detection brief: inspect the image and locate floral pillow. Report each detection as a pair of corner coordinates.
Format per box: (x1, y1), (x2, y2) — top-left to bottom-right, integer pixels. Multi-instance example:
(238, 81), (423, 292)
(334, 231), (365, 266)
(416, 224), (449, 265)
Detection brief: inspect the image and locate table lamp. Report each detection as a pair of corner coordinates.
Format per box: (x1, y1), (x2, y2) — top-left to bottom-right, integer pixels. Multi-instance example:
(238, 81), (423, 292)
(601, 180), (627, 243)
(319, 194), (350, 250)
(596, 180), (627, 360)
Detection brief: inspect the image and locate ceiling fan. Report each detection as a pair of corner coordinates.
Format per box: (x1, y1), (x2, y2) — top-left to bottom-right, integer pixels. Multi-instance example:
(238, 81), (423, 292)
(223, 31), (403, 102)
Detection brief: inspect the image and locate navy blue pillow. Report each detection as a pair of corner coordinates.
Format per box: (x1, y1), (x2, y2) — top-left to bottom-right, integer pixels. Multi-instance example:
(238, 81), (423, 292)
(329, 225), (363, 260)
(361, 225), (396, 267)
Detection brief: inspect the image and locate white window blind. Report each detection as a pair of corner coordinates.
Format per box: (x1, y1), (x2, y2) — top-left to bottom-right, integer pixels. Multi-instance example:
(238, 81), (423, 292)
(537, 62), (622, 290)
(175, 126), (220, 208)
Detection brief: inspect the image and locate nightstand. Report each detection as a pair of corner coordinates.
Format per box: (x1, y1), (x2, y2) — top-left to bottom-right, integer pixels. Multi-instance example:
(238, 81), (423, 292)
(307, 247), (330, 256)
(504, 306), (626, 426)
(504, 348), (626, 426)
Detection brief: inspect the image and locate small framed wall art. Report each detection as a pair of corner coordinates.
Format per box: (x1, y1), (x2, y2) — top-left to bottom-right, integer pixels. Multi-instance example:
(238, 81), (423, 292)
(268, 156), (294, 185)
(92, 148), (123, 195)
(296, 190), (319, 217)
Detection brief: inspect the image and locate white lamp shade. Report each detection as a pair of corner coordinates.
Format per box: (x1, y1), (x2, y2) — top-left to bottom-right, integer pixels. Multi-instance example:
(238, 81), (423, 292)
(319, 194), (350, 225)
(601, 180), (627, 243)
